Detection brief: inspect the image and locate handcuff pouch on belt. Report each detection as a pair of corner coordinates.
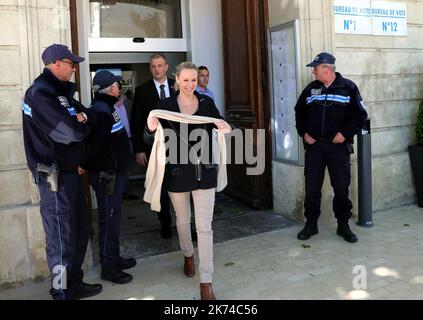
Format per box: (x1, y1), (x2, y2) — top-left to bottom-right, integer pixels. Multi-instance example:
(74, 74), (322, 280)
(99, 171), (117, 196)
(35, 162), (59, 192)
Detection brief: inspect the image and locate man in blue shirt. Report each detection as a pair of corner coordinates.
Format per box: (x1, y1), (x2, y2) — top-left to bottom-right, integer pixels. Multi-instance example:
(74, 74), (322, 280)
(195, 66), (215, 101)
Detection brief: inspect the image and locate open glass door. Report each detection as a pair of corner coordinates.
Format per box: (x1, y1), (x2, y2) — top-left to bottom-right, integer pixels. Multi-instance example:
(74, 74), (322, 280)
(88, 0), (188, 52)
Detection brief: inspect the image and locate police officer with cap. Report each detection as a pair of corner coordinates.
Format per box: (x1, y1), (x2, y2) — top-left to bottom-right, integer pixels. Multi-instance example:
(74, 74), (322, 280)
(82, 70), (135, 284)
(22, 44), (103, 299)
(294, 52), (368, 243)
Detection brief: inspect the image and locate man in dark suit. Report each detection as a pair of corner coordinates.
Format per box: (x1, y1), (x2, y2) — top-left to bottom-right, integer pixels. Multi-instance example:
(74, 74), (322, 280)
(131, 53), (174, 239)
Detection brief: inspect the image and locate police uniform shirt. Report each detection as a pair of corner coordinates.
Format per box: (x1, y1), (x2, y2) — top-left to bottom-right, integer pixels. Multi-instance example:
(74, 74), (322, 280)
(294, 72), (368, 143)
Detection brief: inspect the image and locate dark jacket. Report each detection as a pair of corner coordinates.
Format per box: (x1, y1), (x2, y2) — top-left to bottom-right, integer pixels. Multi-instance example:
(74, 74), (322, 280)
(151, 91), (224, 193)
(131, 78), (175, 155)
(22, 68), (93, 172)
(82, 94), (131, 174)
(294, 72), (368, 145)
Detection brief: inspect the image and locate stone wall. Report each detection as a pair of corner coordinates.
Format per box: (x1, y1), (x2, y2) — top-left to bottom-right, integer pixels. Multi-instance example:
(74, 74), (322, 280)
(0, 0), (72, 286)
(270, 0), (423, 221)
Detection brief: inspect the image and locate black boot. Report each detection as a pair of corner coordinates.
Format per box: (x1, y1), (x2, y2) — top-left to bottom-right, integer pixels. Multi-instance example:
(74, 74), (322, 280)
(297, 222), (318, 240)
(118, 256), (137, 270)
(49, 288), (71, 300)
(70, 282), (103, 299)
(101, 266), (133, 284)
(50, 282), (103, 300)
(337, 223), (358, 243)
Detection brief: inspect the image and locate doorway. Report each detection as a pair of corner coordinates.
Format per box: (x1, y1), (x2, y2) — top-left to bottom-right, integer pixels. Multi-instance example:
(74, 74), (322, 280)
(71, 0), (282, 264)
(70, 0), (191, 262)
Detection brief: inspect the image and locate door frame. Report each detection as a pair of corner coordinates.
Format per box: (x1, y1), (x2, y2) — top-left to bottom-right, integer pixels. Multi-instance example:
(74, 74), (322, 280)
(70, 0), (94, 231)
(221, 0), (273, 208)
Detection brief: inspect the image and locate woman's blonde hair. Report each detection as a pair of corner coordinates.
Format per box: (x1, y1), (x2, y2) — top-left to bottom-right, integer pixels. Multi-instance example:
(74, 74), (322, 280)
(174, 61), (198, 91)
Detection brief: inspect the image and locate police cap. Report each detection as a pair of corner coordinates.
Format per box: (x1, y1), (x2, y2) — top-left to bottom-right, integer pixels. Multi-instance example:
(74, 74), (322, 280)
(93, 71), (122, 91)
(42, 44), (85, 65)
(306, 52), (336, 67)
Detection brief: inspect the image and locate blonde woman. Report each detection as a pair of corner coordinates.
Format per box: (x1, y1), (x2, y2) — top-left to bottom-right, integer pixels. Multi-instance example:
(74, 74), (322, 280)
(146, 62), (231, 300)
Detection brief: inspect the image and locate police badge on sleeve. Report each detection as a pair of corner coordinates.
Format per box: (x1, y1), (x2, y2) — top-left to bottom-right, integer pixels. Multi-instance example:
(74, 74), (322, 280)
(58, 96), (77, 116)
(58, 96), (70, 108)
(112, 111), (121, 122)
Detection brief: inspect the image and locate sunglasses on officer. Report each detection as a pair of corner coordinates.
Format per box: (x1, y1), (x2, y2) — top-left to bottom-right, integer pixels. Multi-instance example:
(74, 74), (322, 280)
(60, 59), (76, 69)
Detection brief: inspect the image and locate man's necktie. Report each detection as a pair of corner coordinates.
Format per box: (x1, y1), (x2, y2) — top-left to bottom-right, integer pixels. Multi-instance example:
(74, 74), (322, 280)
(160, 84), (166, 100)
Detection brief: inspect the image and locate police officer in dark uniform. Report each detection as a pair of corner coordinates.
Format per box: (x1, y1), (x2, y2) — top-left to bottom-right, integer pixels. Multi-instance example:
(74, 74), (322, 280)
(295, 52), (368, 243)
(22, 44), (103, 300)
(82, 70), (135, 284)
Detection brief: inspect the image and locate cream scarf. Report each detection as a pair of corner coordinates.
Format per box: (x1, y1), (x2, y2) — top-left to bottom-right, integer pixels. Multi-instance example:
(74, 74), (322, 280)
(143, 110), (228, 212)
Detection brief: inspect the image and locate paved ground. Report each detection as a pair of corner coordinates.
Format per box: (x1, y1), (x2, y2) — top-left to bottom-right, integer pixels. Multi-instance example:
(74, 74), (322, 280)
(95, 189), (297, 261)
(1, 205), (423, 300)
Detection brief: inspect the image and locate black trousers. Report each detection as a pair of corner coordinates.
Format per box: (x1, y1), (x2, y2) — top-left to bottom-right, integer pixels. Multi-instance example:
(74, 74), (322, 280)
(158, 186), (172, 230)
(38, 171), (89, 298)
(304, 141), (353, 224)
(89, 172), (126, 268)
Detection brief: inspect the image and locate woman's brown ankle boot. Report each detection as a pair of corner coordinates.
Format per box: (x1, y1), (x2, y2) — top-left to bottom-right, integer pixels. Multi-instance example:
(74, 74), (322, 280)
(200, 283), (216, 300)
(184, 255), (195, 277)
